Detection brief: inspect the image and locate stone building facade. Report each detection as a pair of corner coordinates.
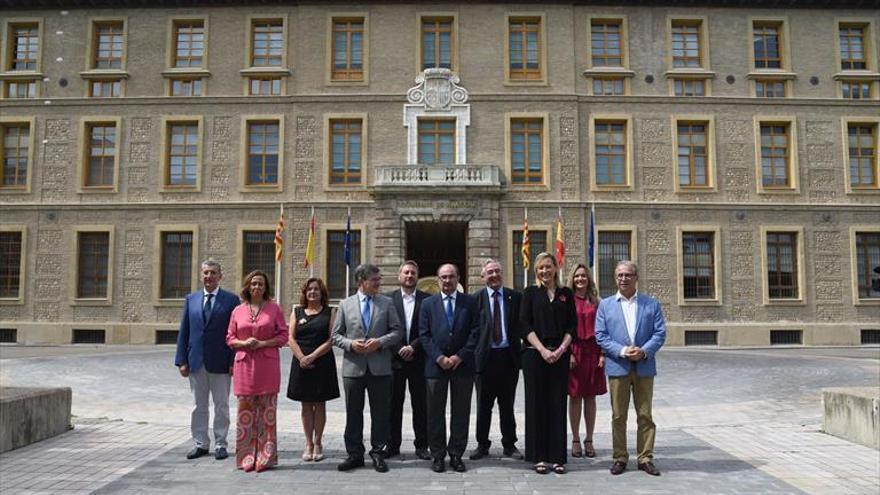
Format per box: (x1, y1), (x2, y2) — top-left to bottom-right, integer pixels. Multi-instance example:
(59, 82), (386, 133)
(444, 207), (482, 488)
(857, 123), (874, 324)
(1, 1), (878, 346)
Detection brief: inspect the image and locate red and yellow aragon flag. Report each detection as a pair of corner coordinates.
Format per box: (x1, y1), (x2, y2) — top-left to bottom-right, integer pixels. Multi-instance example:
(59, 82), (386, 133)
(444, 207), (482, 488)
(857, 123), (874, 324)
(555, 210), (565, 269)
(521, 215), (530, 270)
(303, 210), (315, 268)
(274, 207), (284, 262)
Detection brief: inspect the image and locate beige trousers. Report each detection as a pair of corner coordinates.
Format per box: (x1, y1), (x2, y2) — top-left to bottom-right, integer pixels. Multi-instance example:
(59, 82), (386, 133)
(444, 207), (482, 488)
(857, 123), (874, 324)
(608, 367), (655, 464)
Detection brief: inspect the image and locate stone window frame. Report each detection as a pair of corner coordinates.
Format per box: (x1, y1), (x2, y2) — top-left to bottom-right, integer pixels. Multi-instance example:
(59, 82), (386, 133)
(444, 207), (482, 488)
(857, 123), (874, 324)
(235, 225), (276, 291)
(323, 113), (368, 189)
(837, 79), (877, 100)
(152, 224), (199, 306)
(88, 79), (124, 98)
(3, 79), (38, 99)
(670, 77), (709, 97)
(416, 12), (458, 74)
(162, 17), (211, 92)
(849, 225), (880, 305)
(71, 225), (115, 306)
(589, 113), (634, 192)
(505, 112), (550, 189)
(159, 116), (204, 193)
(168, 77), (204, 97)
(0, 115), (35, 194)
(841, 116), (880, 194)
(832, 18), (880, 94)
(671, 114), (717, 193)
(507, 225), (552, 291)
(753, 115), (800, 195)
(321, 222), (365, 302)
(0, 18), (44, 98)
(0, 225), (26, 305)
(77, 116), (122, 194)
(239, 114), (285, 193)
(676, 225), (722, 306)
(759, 225), (805, 306)
(595, 226), (638, 298)
(504, 12), (548, 86)
(325, 13), (369, 86)
(240, 14), (291, 96)
(583, 15), (634, 95)
(753, 78), (789, 98)
(664, 16), (715, 93)
(746, 17), (796, 95)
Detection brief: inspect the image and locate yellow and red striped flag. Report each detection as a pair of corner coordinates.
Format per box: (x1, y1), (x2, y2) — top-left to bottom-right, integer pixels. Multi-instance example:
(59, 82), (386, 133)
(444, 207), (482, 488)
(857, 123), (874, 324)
(274, 206), (284, 262)
(555, 209), (565, 269)
(303, 209), (315, 268)
(521, 213), (530, 270)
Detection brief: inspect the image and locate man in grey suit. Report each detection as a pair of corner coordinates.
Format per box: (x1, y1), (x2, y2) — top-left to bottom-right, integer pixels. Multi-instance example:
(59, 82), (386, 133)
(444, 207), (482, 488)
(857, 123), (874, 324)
(332, 263), (404, 473)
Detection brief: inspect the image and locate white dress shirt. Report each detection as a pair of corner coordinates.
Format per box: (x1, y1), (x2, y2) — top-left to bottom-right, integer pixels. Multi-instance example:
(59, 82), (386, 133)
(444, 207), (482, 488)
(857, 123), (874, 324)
(616, 291), (639, 357)
(487, 287), (509, 348)
(400, 289), (416, 342)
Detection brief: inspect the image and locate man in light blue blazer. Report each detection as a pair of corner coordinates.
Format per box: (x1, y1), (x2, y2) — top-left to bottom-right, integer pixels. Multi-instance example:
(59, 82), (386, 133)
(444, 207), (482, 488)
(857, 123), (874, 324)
(595, 260), (666, 477)
(174, 259), (238, 461)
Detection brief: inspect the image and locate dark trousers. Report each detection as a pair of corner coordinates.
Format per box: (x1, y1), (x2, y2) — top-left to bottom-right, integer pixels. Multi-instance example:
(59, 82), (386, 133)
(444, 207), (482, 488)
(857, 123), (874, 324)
(342, 370), (392, 458)
(426, 373), (474, 459)
(522, 348), (568, 465)
(475, 348), (519, 450)
(389, 360), (428, 451)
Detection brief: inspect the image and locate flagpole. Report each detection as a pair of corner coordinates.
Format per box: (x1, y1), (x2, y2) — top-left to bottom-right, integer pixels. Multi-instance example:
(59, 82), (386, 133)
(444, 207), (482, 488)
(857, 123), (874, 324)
(523, 207), (528, 288)
(345, 207), (351, 297)
(309, 206), (315, 278)
(276, 204), (283, 308)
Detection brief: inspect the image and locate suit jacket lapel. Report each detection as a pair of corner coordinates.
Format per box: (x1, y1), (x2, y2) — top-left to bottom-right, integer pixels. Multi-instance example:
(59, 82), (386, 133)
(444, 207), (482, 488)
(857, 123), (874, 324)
(503, 288), (513, 331)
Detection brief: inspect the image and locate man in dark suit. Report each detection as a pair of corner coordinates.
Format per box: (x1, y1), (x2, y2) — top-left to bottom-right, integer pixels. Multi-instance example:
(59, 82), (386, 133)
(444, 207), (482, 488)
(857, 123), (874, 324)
(419, 263), (480, 473)
(386, 260), (431, 460)
(331, 263), (404, 473)
(174, 259), (238, 461)
(469, 259), (524, 461)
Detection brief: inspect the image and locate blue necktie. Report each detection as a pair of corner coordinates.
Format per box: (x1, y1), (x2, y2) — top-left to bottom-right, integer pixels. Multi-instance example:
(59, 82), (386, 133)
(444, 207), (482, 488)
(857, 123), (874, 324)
(203, 293), (213, 322)
(362, 296), (372, 336)
(445, 296), (454, 328)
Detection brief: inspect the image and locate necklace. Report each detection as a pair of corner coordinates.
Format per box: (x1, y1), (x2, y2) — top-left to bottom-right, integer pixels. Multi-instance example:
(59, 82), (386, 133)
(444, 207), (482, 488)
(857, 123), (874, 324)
(249, 302), (264, 323)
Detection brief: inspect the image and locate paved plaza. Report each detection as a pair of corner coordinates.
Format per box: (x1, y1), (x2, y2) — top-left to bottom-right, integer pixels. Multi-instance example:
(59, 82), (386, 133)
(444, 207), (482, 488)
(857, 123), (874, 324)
(0, 345), (877, 494)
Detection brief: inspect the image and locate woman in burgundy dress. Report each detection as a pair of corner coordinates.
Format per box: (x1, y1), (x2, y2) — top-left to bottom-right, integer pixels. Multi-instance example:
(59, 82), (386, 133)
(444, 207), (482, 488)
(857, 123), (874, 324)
(567, 263), (606, 458)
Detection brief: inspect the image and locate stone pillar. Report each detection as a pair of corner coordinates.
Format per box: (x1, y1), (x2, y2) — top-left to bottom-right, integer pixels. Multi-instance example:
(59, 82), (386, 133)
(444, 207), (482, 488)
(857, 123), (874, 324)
(373, 198), (404, 279)
(467, 199), (500, 289)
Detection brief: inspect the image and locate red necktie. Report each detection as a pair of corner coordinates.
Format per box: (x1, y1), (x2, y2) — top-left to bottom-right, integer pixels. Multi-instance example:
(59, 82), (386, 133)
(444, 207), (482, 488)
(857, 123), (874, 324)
(492, 291), (502, 345)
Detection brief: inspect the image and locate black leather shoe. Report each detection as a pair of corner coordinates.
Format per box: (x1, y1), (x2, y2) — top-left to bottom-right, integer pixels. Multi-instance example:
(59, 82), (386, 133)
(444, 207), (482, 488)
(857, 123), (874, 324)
(638, 461), (661, 476)
(214, 447), (228, 460)
(449, 455), (466, 472)
(370, 452), (389, 473)
(469, 445), (489, 460)
(186, 447), (209, 460)
(337, 456), (365, 472)
(610, 461), (627, 475)
(503, 446), (524, 460)
(431, 457), (446, 473)
(384, 447), (400, 459)
(415, 448), (432, 460)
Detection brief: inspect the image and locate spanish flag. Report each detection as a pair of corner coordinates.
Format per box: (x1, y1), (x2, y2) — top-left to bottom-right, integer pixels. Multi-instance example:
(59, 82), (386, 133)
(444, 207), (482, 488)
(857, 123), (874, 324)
(304, 209), (315, 269)
(555, 209), (565, 269)
(274, 205), (284, 262)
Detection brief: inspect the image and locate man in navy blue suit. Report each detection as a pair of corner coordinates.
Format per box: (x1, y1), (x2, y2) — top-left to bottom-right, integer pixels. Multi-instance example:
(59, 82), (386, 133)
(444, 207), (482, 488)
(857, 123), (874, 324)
(419, 263), (480, 473)
(174, 259), (238, 461)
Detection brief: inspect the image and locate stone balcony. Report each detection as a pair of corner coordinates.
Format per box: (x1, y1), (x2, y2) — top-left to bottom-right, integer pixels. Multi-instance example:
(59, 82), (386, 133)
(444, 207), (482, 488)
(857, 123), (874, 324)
(371, 164), (504, 195)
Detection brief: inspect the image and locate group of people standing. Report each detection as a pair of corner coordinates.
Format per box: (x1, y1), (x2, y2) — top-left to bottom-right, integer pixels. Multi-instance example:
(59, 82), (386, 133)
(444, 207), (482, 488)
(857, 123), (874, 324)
(174, 253), (666, 477)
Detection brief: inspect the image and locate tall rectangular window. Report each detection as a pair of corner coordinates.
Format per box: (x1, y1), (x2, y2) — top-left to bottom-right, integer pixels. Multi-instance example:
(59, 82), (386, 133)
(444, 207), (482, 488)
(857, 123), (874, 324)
(160, 232), (193, 299)
(756, 79), (786, 98)
(77, 232), (110, 298)
(90, 80), (121, 98)
(329, 119), (362, 184)
(591, 20), (622, 67)
(856, 232), (880, 299)
(760, 123), (791, 188)
(682, 232), (715, 299)
(508, 17), (541, 80)
(246, 121), (279, 185)
(510, 118), (543, 184)
(840, 24), (867, 70)
(243, 231), (276, 287)
(595, 121), (627, 186)
(171, 78), (202, 97)
(93, 21), (124, 69)
(848, 123), (877, 189)
(512, 230), (547, 291)
(418, 119), (454, 165)
(766, 232), (798, 299)
(598, 231), (631, 298)
(0, 231), (22, 298)
(173, 21), (204, 68)
(166, 122), (199, 187)
(84, 123), (116, 188)
(8, 24), (39, 70)
(678, 122), (709, 187)
(327, 229), (361, 299)
(671, 21), (702, 68)
(331, 18), (364, 81)
(2, 123), (29, 189)
(753, 22), (781, 69)
(4, 80), (36, 99)
(251, 20), (283, 67)
(421, 18), (453, 70)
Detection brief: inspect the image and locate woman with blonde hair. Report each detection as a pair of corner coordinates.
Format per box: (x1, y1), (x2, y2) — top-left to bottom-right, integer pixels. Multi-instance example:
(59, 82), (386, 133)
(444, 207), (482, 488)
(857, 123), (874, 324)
(567, 263), (606, 458)
(519, 253), (576, 474)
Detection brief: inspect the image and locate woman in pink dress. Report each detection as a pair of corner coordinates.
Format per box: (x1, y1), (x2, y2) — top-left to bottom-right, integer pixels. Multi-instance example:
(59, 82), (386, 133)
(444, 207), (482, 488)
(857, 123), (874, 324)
(567, 264), (606, 458)
(226, 270), (288, 472)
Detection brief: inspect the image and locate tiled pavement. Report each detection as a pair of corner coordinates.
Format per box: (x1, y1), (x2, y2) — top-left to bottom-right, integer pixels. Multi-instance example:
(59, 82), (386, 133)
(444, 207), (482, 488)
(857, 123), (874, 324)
(0, 346), (877, 494)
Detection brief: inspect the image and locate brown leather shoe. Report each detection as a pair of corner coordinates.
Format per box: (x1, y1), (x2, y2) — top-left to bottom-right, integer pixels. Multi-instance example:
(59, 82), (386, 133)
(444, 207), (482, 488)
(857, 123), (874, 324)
(638, 461), (661, 476)
(610, 461), (627, 475)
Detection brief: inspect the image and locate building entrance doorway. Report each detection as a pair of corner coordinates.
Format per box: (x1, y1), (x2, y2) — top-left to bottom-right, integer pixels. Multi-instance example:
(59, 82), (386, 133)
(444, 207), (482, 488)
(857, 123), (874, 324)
(405, 221), (468, 293)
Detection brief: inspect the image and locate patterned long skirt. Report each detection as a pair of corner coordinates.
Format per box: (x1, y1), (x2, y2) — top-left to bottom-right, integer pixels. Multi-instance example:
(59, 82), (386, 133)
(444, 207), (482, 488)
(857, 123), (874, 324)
(236, 394), (278, 472)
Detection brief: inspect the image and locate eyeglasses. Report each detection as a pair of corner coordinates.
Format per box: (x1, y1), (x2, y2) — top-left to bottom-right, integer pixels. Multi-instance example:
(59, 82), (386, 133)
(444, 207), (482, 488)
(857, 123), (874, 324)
(616, 273), (636, 280)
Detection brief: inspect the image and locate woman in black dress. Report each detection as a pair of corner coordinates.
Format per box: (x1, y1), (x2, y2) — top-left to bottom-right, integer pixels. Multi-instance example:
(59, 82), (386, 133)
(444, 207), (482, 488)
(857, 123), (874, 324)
(520, 252), (576, 474)
(287, 278), (339, 462)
